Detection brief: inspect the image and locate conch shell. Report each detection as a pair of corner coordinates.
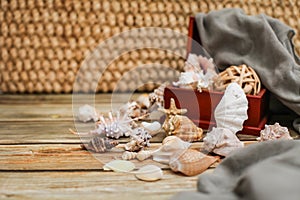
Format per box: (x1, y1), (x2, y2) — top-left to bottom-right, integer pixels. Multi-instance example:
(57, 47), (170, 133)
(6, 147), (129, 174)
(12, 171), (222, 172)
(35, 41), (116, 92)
(159, 98), (203, 142)
(152, 136), (191, 164)
(203, 127), (244, 157)
(257, 123), (293, 142)
(214, 82), (248, 134)
(169, 149), (219, 176)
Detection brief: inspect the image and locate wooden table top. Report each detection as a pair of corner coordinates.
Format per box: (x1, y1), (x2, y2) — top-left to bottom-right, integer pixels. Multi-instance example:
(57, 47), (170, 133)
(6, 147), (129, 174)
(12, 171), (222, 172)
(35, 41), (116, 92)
(0, 94), (298, 200)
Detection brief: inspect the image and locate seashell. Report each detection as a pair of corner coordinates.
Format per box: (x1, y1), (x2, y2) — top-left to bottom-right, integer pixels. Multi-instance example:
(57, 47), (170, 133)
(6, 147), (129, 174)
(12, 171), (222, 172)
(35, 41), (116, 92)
(149, 83), (167, 107)
(103, 160), (135, 173)
(257, 123), (293, 142)
(122, 151), (137, 160)
(141, 121), (161, 133)
(214, 83), (248, 134)
(135, 165), (163, 182)
(124, 127), (152, 152)
(159, 98), (203, 142)
(118, 101), (144, 118)
(82, 136), (119, 153)
(169, 149), (219, 176)
(203, 127), (244, 157)
(152, 136), (191, 164)
(136, 150), (153, 161)
(77, 104), (98, 122)
(90, 111), (133, 139)
(136, 93), (150, 109)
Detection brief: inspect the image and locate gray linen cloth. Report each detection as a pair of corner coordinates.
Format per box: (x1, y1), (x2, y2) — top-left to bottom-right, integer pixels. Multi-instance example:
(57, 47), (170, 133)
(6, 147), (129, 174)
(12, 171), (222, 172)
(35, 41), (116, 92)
(172, 140), (300, 200)
(194, 8), (300, 115)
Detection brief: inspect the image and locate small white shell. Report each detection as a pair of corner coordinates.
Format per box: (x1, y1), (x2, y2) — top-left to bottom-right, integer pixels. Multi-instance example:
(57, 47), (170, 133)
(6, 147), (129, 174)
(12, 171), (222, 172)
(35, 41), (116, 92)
(135, 165), (163, 181)
(103, 160), (135, 173)
(122, 151), (137, 160)
(136, 150), (153, 161)
(136, 94), (150, 108)
(141, 121), (161, 133)
(77, 104), (98, 122)
(214, 83), (248, 134)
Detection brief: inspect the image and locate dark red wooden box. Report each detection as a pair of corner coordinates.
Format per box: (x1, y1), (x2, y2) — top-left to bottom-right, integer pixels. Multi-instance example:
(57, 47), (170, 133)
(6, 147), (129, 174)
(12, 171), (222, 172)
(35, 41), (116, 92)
(163, 17), (269, 136)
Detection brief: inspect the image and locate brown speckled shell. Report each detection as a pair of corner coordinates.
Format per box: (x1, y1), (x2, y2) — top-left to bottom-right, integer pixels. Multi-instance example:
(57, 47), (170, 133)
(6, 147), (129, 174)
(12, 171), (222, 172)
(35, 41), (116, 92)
(82, 136), (119, 153)
(169, 149), (218, 176)
(164, 115), (203, 142)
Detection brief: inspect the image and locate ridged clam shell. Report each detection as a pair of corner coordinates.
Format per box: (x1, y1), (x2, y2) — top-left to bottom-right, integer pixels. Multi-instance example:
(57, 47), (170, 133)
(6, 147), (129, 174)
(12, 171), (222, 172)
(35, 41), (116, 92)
(214, 83), (248, 134)
(169, 149), (219, 176)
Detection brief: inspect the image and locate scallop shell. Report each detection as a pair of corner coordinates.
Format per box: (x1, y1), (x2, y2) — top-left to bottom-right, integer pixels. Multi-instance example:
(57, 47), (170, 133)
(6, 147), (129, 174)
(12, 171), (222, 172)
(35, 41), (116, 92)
(135, 165), (163, 182)
(82, 136), (119, 153)
(169, 149), (219, 176)
(152, 136), (191, 164)
(203, 127), (244, 157)
(257, 123), (293, 142)
(103, 160), (135, 173)
(214, 82), (248, 134)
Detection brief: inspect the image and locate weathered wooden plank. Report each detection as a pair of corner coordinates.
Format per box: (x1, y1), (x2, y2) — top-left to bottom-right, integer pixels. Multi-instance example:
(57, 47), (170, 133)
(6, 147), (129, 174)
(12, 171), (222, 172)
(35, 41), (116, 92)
(0, 142), (257, 171)
(0, 121), (168, 144)
(0, 144), (171, 170)
(0, 170), (201, 200)
(0, 103), (127, 122)
(0, 94), (142, 104)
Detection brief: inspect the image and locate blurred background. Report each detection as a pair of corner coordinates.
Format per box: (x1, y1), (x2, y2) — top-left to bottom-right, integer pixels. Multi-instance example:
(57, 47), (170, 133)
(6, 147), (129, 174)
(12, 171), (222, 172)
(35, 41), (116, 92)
(1, 0), (299, 93)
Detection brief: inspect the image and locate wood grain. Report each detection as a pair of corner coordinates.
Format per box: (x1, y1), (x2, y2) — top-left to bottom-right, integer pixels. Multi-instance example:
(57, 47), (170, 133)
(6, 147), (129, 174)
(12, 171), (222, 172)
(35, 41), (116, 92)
(0, 121), (168, 144)
(0, 170), (200, 200)
(0, 94), (297, 200)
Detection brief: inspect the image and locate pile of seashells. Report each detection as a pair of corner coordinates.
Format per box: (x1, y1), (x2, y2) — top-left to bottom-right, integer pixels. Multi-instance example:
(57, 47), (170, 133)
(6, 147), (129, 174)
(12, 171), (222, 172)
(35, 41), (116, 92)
(70, 53), (293, 181)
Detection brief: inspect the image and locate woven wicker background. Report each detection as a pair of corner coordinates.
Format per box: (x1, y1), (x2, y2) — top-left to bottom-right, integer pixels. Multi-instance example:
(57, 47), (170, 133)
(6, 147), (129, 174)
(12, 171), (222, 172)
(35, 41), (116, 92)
(1, 0), (299, 93)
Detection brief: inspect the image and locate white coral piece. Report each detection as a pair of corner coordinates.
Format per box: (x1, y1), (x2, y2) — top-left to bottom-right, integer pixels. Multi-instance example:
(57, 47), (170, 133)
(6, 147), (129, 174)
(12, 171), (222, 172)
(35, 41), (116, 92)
(173, 53), (217, 91)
